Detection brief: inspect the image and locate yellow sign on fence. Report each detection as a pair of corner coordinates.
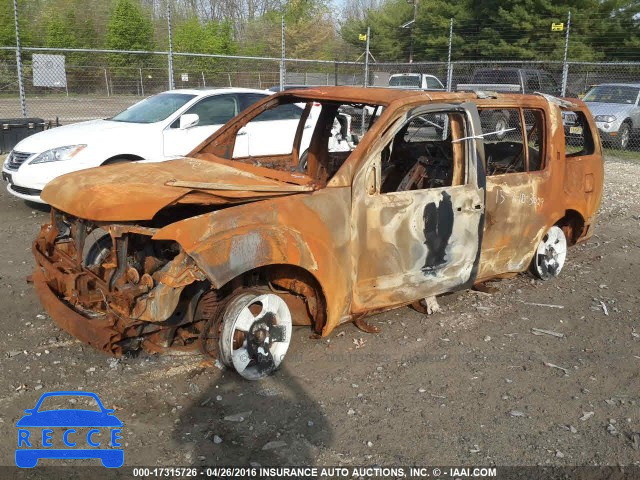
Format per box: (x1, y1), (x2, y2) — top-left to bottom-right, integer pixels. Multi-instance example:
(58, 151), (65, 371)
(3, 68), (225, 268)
(359, 33), (367, 41)
(551, 23), (564, 32)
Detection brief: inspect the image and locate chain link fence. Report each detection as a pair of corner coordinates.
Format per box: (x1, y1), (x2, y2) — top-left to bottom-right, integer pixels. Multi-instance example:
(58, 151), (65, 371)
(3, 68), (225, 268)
(3, 49), (640, 151)
(2, 2), (640, 153)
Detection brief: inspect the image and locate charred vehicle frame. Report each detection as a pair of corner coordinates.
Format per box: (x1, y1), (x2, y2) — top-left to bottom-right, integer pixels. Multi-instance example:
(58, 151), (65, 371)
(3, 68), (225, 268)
(32, 87), (603, 380)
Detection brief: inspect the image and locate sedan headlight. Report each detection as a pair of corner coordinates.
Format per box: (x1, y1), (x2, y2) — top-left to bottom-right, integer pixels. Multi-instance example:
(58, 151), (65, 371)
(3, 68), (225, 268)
(29, 145), (87, 164)
(594, 115), (616, 123)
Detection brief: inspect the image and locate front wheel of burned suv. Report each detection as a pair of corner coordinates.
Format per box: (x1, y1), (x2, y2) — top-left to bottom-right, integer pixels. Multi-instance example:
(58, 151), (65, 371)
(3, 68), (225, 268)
(217, 291), (293, 380)
(531, 225), (567, 280)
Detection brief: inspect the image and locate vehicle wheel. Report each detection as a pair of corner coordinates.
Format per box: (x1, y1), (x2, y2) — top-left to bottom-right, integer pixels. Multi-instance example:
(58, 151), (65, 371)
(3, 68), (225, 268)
(532, 225), (567, 280)
(296, 150), (308, 172)
(490, 112), (510, 140)
(83, 229), (112, 267)
(614, 122), (631, 150)
(219, 291), (292, 380)
(102, 156), (137, 165)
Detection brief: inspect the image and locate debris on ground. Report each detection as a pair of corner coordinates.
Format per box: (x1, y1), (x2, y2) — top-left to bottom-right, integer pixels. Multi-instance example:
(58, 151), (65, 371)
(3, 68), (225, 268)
(519, 301), (564, 309)
(543, 361), (570, 375)
(531, 328), (565, 338)
(580, 411), (595, 421)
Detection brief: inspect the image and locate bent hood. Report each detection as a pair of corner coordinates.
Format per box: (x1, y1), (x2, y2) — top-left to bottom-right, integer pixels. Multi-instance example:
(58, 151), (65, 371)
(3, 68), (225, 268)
(42, 156), (315, 221)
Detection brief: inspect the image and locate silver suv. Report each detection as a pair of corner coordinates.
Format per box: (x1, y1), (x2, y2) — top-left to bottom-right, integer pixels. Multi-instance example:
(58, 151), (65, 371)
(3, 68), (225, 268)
(583, 83), (640, 150)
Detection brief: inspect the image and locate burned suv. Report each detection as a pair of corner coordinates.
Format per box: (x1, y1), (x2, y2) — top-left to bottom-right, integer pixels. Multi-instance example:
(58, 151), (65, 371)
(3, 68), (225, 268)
(32, 87), (603, 380)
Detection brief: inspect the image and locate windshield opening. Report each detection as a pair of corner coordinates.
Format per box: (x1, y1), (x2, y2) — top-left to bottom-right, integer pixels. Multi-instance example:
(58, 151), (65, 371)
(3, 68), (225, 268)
(583, 85), (639, 104)
(110, 93), (196, 123)
(390, 75), (421, 88)
(193, 96), (385, 186)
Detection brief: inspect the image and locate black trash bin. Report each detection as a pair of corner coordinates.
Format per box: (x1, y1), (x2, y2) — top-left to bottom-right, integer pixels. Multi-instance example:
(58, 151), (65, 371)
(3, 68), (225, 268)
(0, 118), (47, 155)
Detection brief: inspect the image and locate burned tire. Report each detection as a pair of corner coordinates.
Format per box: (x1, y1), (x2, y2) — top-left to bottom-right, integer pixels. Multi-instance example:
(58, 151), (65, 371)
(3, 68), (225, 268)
(83, 229), (112, 267)
(531, 225), (567, 280)
(219, 291), (292, 380)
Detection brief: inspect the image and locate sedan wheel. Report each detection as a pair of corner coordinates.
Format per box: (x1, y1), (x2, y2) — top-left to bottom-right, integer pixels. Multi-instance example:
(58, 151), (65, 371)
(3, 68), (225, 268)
(532, 226), (567, 280)
(219, 292), (292, 380)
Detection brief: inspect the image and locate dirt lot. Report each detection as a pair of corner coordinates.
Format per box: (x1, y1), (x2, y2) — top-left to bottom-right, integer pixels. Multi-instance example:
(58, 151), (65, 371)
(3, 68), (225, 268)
(0, 155), (638, 474)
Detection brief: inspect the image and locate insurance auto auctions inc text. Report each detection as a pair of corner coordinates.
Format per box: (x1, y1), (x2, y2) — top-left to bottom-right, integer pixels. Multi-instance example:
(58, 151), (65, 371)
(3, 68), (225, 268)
(249, 466), (498, 478)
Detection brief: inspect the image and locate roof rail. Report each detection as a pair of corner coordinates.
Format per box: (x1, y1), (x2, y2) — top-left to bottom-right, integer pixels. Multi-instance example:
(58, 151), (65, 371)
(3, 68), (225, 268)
(534, 92), (578, 108)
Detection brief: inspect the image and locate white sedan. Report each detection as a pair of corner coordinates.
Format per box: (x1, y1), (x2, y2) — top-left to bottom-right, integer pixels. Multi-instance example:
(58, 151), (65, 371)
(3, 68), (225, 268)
(2, 87), (317, 204)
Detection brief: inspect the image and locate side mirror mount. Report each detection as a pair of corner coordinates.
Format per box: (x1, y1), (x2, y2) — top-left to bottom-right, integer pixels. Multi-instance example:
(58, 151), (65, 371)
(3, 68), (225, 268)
(179, 113), (199, 129)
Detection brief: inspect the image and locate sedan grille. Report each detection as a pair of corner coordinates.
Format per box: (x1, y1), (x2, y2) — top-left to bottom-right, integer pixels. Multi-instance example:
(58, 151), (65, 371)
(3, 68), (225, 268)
(9, 184), (42, 197)
(6, 151), (34, 170)
(562, 112), (577, 126)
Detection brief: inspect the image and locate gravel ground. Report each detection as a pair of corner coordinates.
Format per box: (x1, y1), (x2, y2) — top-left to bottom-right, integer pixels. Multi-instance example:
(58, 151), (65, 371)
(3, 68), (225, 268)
(0, 156), (638, 475)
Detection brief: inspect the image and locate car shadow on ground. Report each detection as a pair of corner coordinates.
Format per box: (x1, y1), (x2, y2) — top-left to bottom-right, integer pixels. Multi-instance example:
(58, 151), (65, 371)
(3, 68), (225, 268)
(174, 365), (331, 466)
(24, 200), (50, 213)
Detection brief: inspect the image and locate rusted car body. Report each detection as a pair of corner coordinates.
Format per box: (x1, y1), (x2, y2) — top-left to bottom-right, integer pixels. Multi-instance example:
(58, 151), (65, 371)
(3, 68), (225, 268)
(31, 87), (603, 379)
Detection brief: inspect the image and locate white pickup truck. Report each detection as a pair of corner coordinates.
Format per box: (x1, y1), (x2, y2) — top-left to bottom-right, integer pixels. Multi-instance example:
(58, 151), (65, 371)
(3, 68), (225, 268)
(388, 73), (445, 91)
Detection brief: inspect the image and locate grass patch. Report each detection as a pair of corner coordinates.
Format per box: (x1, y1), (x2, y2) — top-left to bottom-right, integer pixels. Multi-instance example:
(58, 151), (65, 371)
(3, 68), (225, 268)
(603, 147), (640, 162)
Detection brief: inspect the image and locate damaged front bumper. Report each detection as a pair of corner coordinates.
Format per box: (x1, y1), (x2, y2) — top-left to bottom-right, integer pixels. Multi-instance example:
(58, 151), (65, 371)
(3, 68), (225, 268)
(32, 213), (211, 356)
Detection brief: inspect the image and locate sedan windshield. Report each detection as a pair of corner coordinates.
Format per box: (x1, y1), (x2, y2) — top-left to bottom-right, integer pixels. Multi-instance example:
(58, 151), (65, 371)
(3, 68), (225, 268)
(110, 93), (196, 123)
(583, 85), (639, 105)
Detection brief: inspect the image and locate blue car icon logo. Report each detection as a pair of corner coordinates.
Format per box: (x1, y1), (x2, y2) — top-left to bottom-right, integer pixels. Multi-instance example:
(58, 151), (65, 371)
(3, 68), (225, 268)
(15, 391), (123, 468)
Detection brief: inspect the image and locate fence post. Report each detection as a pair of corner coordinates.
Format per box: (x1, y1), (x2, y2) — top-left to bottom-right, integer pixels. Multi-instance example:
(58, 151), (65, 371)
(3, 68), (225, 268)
(167, 3), (175, 90)
(202, 72), (206, 87)
(139, 68), (144, 96)
(104, 68), (110, 96)
(446, 18), (453, 92)
(364, 26), (370, 87)
(12, 0), (27, 117)
(561, 11), (571, 97)
(280, 16), (286, 90)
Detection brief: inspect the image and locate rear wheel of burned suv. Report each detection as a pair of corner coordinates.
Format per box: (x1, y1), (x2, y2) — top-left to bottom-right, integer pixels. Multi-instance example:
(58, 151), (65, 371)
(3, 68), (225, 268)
(531, 225), (567, 280)
(218, 291), (292, 380)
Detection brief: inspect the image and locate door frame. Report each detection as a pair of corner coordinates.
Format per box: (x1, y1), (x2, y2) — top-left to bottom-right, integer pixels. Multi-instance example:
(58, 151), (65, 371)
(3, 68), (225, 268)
(350, 102), (487, 312)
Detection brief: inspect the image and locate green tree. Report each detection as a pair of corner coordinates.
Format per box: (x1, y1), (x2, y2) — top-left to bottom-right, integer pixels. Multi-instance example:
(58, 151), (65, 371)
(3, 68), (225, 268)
(106, 0), (155, 68)
(238, 0), (340, 60)
(340, 0), (640, 62)
(173, 17), (236, 76)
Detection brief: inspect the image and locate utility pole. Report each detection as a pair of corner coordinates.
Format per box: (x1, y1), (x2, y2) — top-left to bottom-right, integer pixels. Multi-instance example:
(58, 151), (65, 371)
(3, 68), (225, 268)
(280, 16), (286, 90)
(446, 18), (453, 92)
(409, 0), (418, 64)
(167, 3), (175, 90)
(364, 26), (371, 87)
(561, 11), (571, 97)
(13, 0), (26, 117)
